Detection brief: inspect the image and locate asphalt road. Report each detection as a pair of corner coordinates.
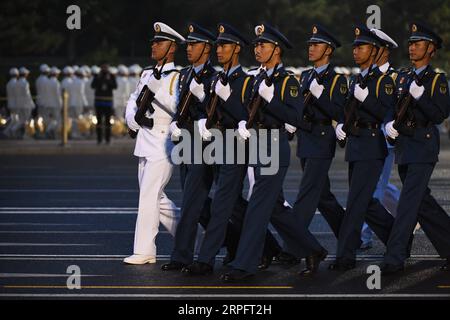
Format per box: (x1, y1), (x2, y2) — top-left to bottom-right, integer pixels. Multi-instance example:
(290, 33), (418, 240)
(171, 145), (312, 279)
(1, 136), (450, 299)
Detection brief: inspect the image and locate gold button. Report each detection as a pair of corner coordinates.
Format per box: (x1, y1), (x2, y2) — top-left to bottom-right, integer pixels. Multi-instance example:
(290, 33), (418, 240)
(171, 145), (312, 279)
(321, 131), (325, 136)
(426, 133), (431, 139)
(372, 133), (376, 137)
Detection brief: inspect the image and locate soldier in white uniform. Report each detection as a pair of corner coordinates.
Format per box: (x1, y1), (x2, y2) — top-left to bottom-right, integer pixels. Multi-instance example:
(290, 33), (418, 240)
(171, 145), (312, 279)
(15, 67), (35, 136)
(45, 67), (62, 138)
(5, 68), (20, 138)
(67, 68), (88, 138)
(128, 65), (142, 96)
(61, 66), (74, 92)
(123, 22), (185, 265)
(114, 65), (131, 119)
(84, 66), (96, 114)
(35, 64), (50, 117)
(6, 68), (19, 114)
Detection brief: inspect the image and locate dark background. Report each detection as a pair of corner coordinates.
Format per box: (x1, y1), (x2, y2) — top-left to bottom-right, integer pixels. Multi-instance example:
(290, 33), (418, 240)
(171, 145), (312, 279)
(1, 0), (449, 93)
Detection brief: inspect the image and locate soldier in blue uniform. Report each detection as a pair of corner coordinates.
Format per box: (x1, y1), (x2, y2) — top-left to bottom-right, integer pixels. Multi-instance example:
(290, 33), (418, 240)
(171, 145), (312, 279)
(181, 23), (252, 275)
(379, 22), (450, 274)
(293, 24), (348, 276)
(221, 23), (310, 282)
(360, 28), (401, 250)
(162, 23), (218, 271)
(162, 23), (291, 272)
(330, 26), (395, 271)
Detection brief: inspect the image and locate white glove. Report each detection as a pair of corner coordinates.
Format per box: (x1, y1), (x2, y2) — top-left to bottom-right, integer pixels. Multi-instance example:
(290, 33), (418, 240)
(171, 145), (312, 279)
(147, 75), (162, 93)
(309, 78), (324, 99)
(354, 84), (369, 103)
(409, 81), (425, 100)
(285, 123), (297, 134)
(126, 114), (141, 132)
(198, 118), (212, 140)
(258, 81), (274, 103)
(385, 120), (399, 139)
(215, 80), (231, 101)
(238, 120), (251, 140)
(170, 121), (181, 139)
(335, 123), (346, 141)
(189, 79), (206, 102)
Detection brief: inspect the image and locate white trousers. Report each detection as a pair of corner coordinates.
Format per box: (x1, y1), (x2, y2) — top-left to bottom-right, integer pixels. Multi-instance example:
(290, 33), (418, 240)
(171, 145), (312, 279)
(133, 156), (178, 255)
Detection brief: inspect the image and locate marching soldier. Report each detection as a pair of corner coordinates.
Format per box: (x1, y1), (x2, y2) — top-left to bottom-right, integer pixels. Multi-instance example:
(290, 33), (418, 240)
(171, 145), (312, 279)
(114, 65), (131, 119)
(35, 64), (50, 120)
(162, 23), (217, 272)
(181, 23), (251, 275)
(47, 66), (62, 133)
(380, 22), (450, 273)
(221, 23), (306, 282)
(292, 24), (347, 276)
(163, 24), (295, 273)
(5, 68), (19, 138)
(123, 22), (184, 265)
(6, 68), (19, 113)
(67, 68), (88, 139)
(330, 26), (394, 271)
(16, 67), (35, 135)
(360, 28), (401, 250)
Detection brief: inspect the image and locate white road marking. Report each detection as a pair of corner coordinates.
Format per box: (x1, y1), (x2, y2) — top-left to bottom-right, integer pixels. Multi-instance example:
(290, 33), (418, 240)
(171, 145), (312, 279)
(0, 293), (449, 298)
(0, 243), (101, 246)
(0, 273), (110, 278)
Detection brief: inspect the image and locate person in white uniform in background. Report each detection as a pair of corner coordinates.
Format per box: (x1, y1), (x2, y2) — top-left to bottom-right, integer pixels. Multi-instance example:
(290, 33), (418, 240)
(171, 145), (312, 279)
(5, 68), (20, 138)
(123, 22), (185, 265)
(85, 66), (99, 115)
(128, 65), (142, 94)
(35, 64), (50, 119)
(114, 65), (131, 119)
(45, 67), (62, 138)
(67, 68), (88, 139)
(15, 67), (35, 137)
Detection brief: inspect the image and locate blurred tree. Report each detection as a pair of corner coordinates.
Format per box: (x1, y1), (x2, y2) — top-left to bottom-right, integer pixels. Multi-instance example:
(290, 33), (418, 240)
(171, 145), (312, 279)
(0, 0), (449, 71)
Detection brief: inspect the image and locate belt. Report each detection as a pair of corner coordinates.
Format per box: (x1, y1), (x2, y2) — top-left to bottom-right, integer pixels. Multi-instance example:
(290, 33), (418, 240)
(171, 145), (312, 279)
(355, 122), (380, 129)
(311, 119), (332, 126)
(405, 120), (432, 128)
(257, 123), (282, 129)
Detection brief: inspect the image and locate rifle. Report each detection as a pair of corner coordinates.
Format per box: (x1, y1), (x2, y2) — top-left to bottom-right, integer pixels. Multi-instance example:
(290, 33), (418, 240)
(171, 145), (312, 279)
(176, 63), (209, 128)
(246, 63), (279, 129)
(205, 61), (232, 129)
(128, 59), (167, 139)
(386, 67), (428, 146)
(298, 66), (331, 132)
(337, 64), (374, 148)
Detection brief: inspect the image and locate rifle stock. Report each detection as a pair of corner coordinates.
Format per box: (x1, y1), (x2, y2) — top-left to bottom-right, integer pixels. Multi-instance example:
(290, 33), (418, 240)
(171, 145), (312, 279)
(338, 66), (373, 148)
(128, 60), (167, 139)
(246, 63), (279, 129)
(386, 68), (427, 146)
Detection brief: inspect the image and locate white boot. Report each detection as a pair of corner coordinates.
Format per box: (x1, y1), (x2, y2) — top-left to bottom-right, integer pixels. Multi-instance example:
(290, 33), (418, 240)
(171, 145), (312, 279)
(123, 254), (156, 265)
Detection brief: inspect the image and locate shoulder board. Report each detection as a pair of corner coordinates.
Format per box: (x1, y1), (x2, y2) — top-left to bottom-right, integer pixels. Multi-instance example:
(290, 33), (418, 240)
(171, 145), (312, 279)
(161, 69), (179, 75)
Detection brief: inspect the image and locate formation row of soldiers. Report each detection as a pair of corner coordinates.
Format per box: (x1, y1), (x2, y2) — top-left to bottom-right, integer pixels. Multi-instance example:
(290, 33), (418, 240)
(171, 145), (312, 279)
(4, 64), (143, 139)
(123, 20), (450, 282)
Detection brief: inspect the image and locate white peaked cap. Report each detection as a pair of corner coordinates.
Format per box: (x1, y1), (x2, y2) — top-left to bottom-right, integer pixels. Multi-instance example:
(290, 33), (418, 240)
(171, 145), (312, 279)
(19, 67), (30, 75)
(10, 68), (19, 76)
(370, 28), (398, 49)
(50, 66), (60, 74)
(152, 22), (185, 43)
(91, 65), (101, 74)
(40, 64), (50, 73)
(63, 66), (74, 74)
